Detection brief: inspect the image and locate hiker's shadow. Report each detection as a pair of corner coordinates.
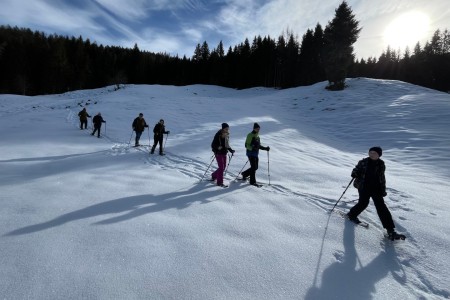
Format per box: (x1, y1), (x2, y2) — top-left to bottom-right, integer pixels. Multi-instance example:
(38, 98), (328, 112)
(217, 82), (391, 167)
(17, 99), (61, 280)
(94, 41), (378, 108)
(4, 181), (229, 236)
(305, 221), (406, 299)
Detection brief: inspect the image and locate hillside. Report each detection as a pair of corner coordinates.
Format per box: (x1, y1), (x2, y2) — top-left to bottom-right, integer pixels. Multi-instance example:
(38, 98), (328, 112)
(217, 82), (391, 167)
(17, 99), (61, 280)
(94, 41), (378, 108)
(1, 78), (449, 299)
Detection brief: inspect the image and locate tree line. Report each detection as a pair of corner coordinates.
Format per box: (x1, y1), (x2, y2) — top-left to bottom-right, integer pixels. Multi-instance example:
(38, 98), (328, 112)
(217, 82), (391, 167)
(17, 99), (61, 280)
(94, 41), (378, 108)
(0, 3), (449, 95)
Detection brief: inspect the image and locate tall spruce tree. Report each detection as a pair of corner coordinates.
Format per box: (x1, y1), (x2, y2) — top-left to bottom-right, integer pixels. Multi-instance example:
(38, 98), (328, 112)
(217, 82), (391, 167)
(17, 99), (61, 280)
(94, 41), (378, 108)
(323, 1), (361, 90)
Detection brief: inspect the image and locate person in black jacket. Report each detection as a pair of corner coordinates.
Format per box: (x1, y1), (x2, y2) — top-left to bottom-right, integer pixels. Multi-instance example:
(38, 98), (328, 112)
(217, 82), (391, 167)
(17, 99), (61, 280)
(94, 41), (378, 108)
(91, 112), (106, 138)
(210, 123), (235, 187)
(347, 146), (404, 240)
(132, 113), (148, 146)
(150, 119), (170, 155)
(78, 108), (91, 130)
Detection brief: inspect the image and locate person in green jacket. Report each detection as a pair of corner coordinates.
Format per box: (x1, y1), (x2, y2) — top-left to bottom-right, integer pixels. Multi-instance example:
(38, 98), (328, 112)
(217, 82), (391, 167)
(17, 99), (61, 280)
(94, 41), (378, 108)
(240, 123), (270, 186)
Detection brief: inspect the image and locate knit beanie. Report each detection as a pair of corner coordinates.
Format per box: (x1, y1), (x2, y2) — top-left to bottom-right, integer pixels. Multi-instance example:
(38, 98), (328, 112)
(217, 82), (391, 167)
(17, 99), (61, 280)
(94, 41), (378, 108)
(253, 122), (260, 129)
(369, 146), (382, 157)
(221, 123), (229, 129)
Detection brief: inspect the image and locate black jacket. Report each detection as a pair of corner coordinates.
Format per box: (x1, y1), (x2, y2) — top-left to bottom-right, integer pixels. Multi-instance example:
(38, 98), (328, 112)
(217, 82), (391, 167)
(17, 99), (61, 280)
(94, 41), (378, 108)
(153, 123), (168, 135)
(211, 129), (233, 155)
(132, 117), (148, 132)
(92, 115), (105, 127)
(352, 157), (387, 196)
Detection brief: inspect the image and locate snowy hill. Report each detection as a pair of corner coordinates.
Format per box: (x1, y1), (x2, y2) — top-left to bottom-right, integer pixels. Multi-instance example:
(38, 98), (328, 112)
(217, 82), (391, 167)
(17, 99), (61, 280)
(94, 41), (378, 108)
(1, 78), (449, 299)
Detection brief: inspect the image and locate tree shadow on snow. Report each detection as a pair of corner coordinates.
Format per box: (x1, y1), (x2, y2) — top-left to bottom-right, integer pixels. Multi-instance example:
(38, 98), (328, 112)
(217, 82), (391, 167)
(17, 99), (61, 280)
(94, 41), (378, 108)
(305, 220), (407, 300)
(4, 181), (229, 236)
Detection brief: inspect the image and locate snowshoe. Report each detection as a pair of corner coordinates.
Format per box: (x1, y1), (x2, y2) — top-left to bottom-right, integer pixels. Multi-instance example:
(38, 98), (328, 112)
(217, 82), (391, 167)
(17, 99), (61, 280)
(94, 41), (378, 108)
(387, 230), (406, 241)
(333, 209), (369, 228)
(250, 183), (263, 188)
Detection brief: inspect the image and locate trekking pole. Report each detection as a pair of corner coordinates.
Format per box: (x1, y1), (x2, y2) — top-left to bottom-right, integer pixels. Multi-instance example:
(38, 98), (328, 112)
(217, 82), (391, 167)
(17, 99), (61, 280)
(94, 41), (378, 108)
(224, 153), (233, 178)
(330, 178), (355, 213)
(128, 130), (134, 145)
(147, 130), (151, 147)
(200, 154), (216, 182)
(267, 150), (271, 185)
(164, 133), (169, 150)
(234, 160), (249, 181)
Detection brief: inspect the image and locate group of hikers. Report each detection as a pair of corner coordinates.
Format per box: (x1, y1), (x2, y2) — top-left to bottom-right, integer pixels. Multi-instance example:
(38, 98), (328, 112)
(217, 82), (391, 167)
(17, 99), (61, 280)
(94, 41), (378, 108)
(78, 107), (405, 241)
(78, 109), (170, 155)
(210, 122), (270, 188)
(131, 113), (170, 155)
(78, 107), (106, 139)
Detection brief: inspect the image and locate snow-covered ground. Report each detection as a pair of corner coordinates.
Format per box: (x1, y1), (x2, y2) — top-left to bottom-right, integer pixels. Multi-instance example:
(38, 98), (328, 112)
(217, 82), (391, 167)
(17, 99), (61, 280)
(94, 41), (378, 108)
(1, 78), (449, 299)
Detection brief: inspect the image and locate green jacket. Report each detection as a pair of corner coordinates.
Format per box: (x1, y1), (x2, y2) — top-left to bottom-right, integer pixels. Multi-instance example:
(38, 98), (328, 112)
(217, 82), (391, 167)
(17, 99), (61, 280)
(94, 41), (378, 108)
(245, 130), (261, 157)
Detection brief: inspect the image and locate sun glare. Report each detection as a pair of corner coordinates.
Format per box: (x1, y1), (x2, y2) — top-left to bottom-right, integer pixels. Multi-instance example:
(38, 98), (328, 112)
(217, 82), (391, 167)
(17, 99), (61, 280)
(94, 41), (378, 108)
(383, 11), (430, 51)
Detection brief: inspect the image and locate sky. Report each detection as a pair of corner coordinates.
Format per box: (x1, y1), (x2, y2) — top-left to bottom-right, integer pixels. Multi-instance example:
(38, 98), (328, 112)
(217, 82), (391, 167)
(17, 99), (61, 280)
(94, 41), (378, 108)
(1, 0), (449, 59)
(1, 78), (450, 299)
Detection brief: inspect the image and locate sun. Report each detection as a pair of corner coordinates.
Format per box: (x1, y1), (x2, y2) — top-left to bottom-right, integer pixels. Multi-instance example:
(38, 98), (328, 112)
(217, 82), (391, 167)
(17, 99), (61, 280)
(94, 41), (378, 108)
(383, 11), (430, 51)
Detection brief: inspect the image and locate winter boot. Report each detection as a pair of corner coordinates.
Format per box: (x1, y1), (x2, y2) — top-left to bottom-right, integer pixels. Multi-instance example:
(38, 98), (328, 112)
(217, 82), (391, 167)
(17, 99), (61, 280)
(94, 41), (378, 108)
(347, 213), (361, 224)
(150, 147), (155, 154)
(387, 229), (406, 240)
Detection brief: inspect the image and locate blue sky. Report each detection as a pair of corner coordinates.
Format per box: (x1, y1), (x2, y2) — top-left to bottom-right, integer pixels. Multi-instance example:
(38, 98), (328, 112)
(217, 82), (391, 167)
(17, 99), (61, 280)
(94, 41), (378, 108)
(1, 0), (449, 59)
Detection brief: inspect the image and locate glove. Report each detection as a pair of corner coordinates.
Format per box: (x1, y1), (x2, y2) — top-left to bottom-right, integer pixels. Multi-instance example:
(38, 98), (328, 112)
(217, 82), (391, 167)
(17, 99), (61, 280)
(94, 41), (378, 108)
(265, 146), (270, 151)
(382, 191), (387, 197)
(145, 125), (149, 128)
(229, 149), (235, 154)
(166, 131), (170, 134)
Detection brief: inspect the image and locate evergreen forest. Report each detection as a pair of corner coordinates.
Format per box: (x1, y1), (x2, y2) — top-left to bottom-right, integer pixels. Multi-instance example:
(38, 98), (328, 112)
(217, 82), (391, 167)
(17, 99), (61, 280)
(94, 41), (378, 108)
(0, 22), (449, 95)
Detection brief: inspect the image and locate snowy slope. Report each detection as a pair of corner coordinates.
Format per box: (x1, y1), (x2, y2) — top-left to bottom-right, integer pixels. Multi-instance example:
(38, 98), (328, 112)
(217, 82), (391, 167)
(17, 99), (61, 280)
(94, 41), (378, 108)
(1, 78), (449, 299)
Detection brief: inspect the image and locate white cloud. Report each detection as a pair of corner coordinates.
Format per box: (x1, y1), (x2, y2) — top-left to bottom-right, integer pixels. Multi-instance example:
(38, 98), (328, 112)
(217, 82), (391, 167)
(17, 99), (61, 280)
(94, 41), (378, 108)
(1, 0), (448, 59)
(182, 28), (203, 42)
(94, 0), (150, 20)
(0, 0), (101, 33)
(93, 0), (208, 21)
(213, 0), (336, 48)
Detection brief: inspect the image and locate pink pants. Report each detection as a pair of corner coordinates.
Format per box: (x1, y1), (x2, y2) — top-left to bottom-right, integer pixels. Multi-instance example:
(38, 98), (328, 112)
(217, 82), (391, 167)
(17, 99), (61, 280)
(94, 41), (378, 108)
(211, 154), (227, 185)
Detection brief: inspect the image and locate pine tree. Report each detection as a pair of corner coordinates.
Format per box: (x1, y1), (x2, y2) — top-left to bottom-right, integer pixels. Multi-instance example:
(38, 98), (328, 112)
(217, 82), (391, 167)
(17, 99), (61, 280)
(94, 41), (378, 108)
(323, 1), (361, 90)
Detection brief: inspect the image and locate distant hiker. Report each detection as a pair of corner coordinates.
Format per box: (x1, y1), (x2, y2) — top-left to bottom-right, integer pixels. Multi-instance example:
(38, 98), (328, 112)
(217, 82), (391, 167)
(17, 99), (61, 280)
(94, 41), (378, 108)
(347, 147), (405, 240)
(132, 113), (148, 146)
(240, 123), (270, 186)
(78, 108), (91, 129)
(210, 123), (235, 187)
(150, 119), (170, 155)
(91, 112), (106, 138)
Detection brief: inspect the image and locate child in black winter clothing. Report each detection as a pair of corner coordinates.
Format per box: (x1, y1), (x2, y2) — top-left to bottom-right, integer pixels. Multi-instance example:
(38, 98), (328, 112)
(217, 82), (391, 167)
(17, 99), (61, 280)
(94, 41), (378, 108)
(347, 146), (405, 240)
